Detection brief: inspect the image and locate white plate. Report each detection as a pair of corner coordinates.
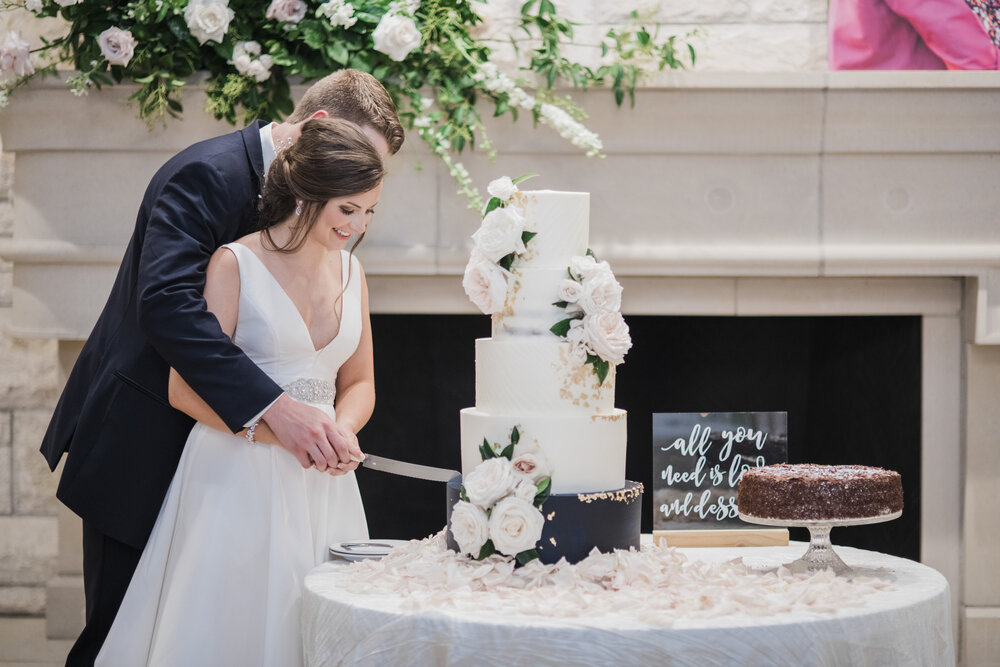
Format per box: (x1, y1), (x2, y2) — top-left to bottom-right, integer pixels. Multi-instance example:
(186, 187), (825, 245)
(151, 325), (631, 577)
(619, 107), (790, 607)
(328, 539), (410, 561)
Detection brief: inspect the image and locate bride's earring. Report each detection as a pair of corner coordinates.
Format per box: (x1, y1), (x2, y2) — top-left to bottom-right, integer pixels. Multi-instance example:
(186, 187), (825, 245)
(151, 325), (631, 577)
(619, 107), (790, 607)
(295, 200), (303, 216)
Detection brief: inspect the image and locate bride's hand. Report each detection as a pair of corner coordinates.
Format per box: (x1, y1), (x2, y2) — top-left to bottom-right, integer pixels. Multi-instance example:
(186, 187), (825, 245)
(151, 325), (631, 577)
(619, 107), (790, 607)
(262, 394), (341, 471)
(325, 422), (365, 476)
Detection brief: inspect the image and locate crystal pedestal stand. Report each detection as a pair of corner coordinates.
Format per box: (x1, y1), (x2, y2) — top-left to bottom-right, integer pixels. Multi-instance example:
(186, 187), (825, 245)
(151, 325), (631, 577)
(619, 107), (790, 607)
(738, 511), (903, 575)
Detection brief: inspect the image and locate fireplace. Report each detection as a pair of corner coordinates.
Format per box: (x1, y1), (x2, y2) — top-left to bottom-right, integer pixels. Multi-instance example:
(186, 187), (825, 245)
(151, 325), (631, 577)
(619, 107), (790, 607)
(357, 313), (922, 560)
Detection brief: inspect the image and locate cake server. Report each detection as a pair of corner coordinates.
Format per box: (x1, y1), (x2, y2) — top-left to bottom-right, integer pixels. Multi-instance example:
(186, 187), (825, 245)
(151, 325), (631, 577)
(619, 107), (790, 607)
(359, 454), (460, 482)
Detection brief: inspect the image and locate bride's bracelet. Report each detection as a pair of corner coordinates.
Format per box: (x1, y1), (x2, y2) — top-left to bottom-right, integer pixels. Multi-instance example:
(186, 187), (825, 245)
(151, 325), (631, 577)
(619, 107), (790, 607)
(246, 420), (260, 445)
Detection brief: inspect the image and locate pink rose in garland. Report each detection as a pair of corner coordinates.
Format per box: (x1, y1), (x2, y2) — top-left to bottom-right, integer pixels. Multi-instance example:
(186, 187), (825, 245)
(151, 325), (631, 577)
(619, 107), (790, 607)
(0, 31), (34, 85)
(266, 0), (308, 26)
(97, 27), (137, 67)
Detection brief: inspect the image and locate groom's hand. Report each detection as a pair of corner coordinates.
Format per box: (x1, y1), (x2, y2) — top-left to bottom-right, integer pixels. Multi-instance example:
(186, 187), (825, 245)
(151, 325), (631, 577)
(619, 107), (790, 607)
(262, 394), (341, 471)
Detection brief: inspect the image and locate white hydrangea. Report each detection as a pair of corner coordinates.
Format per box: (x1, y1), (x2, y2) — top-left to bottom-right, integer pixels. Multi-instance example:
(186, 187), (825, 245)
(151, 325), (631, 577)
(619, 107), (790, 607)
(230, 41), (273, 82)
(318, 0), (357, 28)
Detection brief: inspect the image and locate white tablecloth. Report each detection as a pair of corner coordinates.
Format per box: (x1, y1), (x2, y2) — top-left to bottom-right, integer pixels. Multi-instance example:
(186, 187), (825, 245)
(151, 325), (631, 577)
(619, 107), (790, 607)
(302, 541), (953, 667)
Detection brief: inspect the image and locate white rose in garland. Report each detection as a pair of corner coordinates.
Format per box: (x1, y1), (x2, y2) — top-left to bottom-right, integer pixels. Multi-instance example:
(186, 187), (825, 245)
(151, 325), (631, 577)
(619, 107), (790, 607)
(489, 496), (546, 556)
(184, 0), (235, 45)
(372, 13), (422, 62)
(449, 500), (490, 556)
(472, 206), (526, 263)
(583, 310), (632, 366)
(462, 456), (516, 508)
(462, 248), (508, 315)
(97, 27), (137, 67)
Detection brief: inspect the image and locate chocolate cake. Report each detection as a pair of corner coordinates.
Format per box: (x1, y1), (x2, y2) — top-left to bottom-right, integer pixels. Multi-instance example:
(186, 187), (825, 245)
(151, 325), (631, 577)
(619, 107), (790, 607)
(737, 464), (903, 521)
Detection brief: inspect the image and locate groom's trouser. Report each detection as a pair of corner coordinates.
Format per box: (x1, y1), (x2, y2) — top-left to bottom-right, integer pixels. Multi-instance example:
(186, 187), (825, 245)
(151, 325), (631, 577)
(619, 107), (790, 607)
(65, 521), (142, 667)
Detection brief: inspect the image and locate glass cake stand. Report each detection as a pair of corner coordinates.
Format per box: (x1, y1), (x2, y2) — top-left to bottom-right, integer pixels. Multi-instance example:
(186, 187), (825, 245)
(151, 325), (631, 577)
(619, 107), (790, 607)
(738, 511), (902, 575)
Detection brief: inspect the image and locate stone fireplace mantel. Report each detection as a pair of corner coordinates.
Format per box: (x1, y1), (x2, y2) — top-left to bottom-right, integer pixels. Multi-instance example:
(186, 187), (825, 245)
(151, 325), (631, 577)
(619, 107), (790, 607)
(2, 71), (999, 339)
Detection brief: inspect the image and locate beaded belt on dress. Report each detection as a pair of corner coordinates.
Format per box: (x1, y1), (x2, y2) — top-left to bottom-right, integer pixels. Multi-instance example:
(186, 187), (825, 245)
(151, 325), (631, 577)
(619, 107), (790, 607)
(282, 378), (335, 404)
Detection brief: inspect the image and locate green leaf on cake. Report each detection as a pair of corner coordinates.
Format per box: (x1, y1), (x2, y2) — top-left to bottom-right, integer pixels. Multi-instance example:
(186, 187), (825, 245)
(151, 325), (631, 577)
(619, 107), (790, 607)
(480, 439), (496, 460)
(552, 300), (569, 308)
(510, 426), (520, 446)
(477, 540), (497, 560)
(515, 548), (540, 565)
(550, 318), (574, 337)
(459, 487), (469, 502)
(521, 231), (537, 246)
(587, 355), (610, 385)
(512, 173), (540, 186)
(586, 248), (597, 259)
(484, 197), (503, 215)
(498, 252), (516, 272)
(534, 477), (552, 507)
(500, 443), (515, 459)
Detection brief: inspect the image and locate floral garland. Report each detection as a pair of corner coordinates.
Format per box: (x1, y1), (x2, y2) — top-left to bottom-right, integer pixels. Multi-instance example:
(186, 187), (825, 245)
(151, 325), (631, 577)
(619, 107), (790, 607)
(461, 174), (536, 314)
(0, 0), (696, 209)
(449, 426), (552, 564)
(551, 251), (632, 384)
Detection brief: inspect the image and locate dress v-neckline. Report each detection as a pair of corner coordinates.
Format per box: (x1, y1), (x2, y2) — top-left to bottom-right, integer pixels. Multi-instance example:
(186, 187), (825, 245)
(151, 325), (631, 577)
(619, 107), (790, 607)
(234, 243), (344, 353)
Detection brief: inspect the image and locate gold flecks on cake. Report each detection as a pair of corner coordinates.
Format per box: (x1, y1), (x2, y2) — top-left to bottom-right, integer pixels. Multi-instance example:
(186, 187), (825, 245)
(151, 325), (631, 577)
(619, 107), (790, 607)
(554, 344), (612, 409)
(549, 537), (557, 546)
(577, 484), (643, 504)
(590, 412), (626, 423)
(546, 511), (556, 520)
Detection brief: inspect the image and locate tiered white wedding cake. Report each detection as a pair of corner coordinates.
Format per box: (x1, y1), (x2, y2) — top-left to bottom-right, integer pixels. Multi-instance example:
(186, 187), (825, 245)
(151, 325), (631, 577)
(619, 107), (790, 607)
(447, 176), (642, 565)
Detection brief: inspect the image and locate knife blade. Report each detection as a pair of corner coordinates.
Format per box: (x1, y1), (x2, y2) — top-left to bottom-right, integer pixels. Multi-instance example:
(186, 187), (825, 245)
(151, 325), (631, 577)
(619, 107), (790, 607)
(359, 454), (460, 482)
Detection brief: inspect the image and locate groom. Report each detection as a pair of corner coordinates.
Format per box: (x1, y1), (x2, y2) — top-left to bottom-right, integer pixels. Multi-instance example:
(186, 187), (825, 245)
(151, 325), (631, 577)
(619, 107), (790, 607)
(39, 69), (404, 666)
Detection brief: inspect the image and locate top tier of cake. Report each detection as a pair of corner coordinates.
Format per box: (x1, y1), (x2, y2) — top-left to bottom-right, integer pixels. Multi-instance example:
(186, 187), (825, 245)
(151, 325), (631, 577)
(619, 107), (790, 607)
(492, 190), (589, 339)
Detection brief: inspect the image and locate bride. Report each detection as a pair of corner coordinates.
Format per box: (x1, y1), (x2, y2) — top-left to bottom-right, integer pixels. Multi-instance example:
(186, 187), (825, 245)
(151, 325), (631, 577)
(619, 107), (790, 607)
(95, 117), (384, 666)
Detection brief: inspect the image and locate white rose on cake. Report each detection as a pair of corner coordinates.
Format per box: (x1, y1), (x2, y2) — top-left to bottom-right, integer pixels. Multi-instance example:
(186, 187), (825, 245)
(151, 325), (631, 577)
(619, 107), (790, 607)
(449, 500), (490, 555)
(578, 269), (623, 314)
(462, 248), (508, 315)
(557, 278), (583, 305)
(486, 176), (518, 202)
(511, 476), (540, 503)
(463, 457), (516, 507)
(569, 255), (610, 281)
(583, 311), (632, 365)
(510, 440), (552, 484)
(488, 496), (545, 555)
(471, 206), (526, 262)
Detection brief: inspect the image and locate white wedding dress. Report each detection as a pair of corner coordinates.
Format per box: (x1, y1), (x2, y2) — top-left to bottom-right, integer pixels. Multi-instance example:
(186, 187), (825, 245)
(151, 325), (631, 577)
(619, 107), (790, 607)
(96, 242), (369, 667)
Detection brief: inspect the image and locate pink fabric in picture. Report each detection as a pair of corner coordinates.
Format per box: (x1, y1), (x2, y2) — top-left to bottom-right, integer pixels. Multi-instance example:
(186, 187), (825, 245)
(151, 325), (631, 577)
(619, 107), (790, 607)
(829, 0), (1000, 70)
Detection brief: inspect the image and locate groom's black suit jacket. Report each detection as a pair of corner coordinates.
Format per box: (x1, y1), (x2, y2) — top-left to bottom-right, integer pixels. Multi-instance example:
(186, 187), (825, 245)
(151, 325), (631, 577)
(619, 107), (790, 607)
(40, 121), (284, 550)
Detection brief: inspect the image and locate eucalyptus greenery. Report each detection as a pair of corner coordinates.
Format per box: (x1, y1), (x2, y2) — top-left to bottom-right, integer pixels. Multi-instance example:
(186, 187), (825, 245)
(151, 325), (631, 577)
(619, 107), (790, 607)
(4, 0), (695, 207)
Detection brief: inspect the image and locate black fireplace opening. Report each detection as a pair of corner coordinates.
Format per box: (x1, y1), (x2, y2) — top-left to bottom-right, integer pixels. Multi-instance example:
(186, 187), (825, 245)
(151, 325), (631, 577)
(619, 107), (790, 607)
(357, 314), (921, 562)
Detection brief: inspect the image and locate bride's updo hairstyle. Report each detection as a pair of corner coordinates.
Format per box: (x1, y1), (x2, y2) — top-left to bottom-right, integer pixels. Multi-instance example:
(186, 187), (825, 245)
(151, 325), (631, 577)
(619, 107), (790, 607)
(258, 117), (384, 254)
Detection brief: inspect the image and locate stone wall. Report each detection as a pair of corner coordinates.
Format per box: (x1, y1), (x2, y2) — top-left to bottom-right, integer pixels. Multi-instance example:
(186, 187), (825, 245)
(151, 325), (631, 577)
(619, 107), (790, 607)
(0, 139), (61, 616)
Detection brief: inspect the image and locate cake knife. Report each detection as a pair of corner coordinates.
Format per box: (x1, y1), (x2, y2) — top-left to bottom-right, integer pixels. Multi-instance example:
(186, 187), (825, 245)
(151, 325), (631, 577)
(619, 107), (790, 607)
(356, 454), (460, 482)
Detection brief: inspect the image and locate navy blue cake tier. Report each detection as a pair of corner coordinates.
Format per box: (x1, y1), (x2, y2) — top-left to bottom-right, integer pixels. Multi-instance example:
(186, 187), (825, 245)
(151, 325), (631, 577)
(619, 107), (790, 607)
(446, 477), (643, 565)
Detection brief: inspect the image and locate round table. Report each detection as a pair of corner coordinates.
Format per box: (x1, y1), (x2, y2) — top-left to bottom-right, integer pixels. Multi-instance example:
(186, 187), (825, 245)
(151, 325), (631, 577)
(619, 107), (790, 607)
(302, 542), (953, 667)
